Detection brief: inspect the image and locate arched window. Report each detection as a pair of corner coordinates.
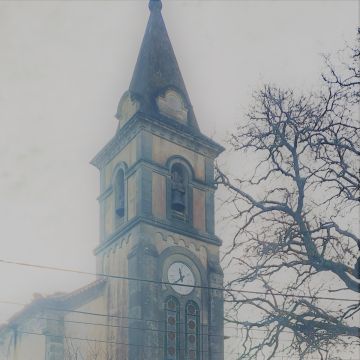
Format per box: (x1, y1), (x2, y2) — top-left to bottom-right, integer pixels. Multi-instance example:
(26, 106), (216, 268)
(165, 297), (180, 360)
(185, 301), (200, 360)
(115, 169), (125, 218)
(170, 163), (187, 215)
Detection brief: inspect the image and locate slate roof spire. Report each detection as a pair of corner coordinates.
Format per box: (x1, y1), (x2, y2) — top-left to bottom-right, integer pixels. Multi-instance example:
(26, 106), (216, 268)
(149, 0), (162, 12)
(127, 0), (199, 132)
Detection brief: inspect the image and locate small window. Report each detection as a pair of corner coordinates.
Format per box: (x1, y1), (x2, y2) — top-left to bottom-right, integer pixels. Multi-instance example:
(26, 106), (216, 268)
(171, 163), (187, 215)
(115, 169), (125, 218)
(165, 297), (180, 360)
(185, 301), (200, 360)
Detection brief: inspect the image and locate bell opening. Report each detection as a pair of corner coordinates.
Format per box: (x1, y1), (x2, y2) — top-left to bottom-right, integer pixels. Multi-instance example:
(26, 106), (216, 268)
(172, 202), (185, 213)
(171, 163), (187, 215)
(116, 206), (125, 217)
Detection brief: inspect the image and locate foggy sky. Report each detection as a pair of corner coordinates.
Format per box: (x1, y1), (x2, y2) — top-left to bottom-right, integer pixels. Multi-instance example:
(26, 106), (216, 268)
(0, 0), (358, 326)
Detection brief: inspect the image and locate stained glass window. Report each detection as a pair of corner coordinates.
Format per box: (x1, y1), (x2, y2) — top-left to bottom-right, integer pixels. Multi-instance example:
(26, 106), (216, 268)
(185, 301), (200, 360)
(165, 297), (180, 360)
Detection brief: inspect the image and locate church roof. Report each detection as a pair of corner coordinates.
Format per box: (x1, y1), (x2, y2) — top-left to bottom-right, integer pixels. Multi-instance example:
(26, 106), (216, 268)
(0, 279), (106, 333)
(120, 0), (200, 132)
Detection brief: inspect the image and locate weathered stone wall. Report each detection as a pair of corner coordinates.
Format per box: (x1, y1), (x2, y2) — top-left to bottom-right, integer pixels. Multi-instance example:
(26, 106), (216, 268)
(152, 172), (166, 219)
(63, 295), (107, 359)
(103, 137), (137, 189)
(192, 187), (206, 232)
(152, 134), (206, 181)
(94, 114), (223, 359)
(0, 317), (46, 360)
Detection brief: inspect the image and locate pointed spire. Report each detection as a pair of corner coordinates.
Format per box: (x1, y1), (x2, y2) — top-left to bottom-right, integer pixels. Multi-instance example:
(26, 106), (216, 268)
(126, 0), (199, 132)
(149, 0), (162, 12)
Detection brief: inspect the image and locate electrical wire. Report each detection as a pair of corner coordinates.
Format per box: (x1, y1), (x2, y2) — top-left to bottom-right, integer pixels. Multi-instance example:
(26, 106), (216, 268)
(1, 303), (357, 359)
(0, 258), (358, 303)
(39, 316), (289, 342)
(1, 258), (358, 358)
(0, 300), (294, 335)
(6, 329), (236, 356)
(2, 298), (358, 346)
(7, 330), (360, 360)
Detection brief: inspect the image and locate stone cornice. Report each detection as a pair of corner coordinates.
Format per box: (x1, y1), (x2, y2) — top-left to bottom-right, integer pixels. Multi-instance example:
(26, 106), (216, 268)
(90, 115), (141, 170)
(90, 112), (224, 170)
(94, 215), (222, 256)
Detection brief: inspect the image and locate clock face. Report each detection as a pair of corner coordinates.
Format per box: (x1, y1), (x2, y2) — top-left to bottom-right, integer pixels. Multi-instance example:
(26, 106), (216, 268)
(167, 262), (195, 295)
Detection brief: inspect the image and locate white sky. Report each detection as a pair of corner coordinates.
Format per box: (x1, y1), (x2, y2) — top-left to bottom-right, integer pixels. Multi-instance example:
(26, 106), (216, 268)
(0, 0), (358, 329)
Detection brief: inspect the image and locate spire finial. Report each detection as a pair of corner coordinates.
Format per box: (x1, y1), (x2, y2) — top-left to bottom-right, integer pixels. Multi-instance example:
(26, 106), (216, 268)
(149, 0), (162, 12)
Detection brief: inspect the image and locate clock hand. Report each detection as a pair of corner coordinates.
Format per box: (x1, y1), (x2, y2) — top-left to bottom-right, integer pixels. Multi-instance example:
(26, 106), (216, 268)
(172, 277), (183, 285)
(171, 268), (185, 285)
(178, 268), (185, 282)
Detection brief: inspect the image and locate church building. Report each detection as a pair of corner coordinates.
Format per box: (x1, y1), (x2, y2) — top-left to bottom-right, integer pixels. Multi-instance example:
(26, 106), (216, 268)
(0, 1), (224, 359)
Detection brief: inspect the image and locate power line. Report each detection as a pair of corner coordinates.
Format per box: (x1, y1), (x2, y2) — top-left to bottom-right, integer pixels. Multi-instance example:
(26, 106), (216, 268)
(39, 316), (287, 342)
(0, 300), (292, 335)
(7, 330), (360, 360)
(1, 305), (357, 359)
(15, 330), (161, 352)
(10, 330), (352, 359)
(1, 258), (358, 356)
(8, 329), (233, 356)
(3, 298), (359, 343)
(0, 258), (358, 303)
(0, 300), (165, 324)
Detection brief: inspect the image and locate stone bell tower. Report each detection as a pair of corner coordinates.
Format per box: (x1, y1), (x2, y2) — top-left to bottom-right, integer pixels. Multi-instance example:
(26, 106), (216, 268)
(91, 1), (224, 359)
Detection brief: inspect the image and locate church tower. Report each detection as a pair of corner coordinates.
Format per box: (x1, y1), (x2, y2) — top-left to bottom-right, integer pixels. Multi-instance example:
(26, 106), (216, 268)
(91, 1), (224, 359)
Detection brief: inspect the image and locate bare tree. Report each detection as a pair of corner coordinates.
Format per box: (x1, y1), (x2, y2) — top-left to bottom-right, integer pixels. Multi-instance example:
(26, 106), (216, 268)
(64, 337), (114, 360)
(217, 34), (359, 359)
